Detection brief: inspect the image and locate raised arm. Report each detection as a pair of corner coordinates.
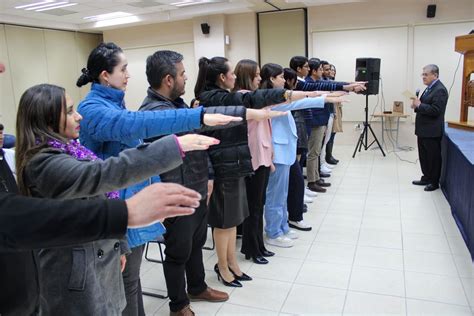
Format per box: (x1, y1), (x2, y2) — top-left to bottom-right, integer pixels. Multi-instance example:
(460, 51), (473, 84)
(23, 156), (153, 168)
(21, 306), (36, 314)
(27, 135), (183, 199)
(0, 192), (127, 251)
(78, 100), (203, 142)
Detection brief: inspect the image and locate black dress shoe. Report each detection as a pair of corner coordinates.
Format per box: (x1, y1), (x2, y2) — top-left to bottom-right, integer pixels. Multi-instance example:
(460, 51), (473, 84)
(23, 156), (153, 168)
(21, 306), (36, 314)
(320, 172), (331, 178)
(424, 184), (439, 192)
(315, 179), (331, 187)
(245, 254), (268, 264)
(412, 179), (430, 186)
(214, 264), (242, 287)
(326, 156), (339, 165)
(228, 267), (252, 281)
(261, 249), (275, 257)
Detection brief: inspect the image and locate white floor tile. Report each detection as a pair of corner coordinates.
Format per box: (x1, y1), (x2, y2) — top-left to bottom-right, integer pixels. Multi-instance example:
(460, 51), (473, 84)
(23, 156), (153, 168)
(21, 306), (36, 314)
(404, 251), (459, 277)
(281, 284), (346, 314)
(358, 229), (403, 249)
(353, 246), (404, 270)
(406, 299), (473, 316)
(246, 257), (303, 282)
(403, 232), (451, 254)
(295, 261), (352, 290)
(344, 291), (406, 315)
(227, 278), (292, 312)
(405, 271), (469, 306)
(349, 266), (405, 297)
(307, 242), (357, 265)
(217, 303), (279, 315)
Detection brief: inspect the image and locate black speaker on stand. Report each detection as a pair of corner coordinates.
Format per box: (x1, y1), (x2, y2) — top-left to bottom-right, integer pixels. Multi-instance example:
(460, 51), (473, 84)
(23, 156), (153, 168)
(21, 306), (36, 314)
(352, 57), (386, 158)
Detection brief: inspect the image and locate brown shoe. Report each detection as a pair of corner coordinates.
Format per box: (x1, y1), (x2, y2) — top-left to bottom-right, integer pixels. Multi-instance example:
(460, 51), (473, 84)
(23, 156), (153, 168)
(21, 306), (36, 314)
(188, 287), (229, 302)
(315, 179), (331, 187)
(307, 182), (327, 193)
(170, 304), (195, 316)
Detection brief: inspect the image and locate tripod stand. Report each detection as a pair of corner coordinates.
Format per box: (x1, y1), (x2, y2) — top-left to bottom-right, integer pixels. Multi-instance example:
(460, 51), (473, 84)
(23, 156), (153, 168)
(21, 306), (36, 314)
(352, 93), (386, 158)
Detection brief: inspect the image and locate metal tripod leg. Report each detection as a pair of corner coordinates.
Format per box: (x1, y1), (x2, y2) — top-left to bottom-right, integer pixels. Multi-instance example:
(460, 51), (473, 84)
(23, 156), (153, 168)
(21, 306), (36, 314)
(368, 124), (386, 156)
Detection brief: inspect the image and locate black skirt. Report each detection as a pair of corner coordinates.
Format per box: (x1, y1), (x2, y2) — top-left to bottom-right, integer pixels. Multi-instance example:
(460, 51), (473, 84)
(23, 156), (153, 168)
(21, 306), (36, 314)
(208, 177), (249, 229)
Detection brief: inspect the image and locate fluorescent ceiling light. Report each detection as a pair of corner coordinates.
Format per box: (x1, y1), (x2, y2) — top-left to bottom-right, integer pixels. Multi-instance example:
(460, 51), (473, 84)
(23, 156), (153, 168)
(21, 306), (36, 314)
(25, 1), (67, 10)
(35, 3), (78, 11)
(170, 0), (216, 7)
(83, 12), (131, 21)
(15, 1), (54, 9)
(93, 15), (140, 28)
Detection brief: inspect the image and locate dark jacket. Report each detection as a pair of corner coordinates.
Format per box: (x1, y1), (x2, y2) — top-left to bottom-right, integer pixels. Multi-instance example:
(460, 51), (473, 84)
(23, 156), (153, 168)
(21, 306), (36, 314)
(0, 193), (127, 316)
(198, 86), (286, 179)
(138, 88), (246, 196)
(303, 77), (335, 127)
(415, 80), (448, 138)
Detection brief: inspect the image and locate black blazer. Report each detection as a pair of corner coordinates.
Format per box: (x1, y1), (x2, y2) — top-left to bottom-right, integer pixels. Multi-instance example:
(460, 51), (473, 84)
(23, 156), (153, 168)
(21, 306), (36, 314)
(415, 80), (448, 138)
(0, 193), (127, 316)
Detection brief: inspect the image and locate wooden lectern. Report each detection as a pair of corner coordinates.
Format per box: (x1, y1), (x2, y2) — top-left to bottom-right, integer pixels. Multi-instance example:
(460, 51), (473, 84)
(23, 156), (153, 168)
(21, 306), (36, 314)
(448, 34), (474, 131)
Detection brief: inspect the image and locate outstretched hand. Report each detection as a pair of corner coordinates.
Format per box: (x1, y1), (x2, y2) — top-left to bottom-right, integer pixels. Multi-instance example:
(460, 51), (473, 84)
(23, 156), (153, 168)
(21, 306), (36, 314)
(203, 113), (243, 126)
(326, 96), (350, 104)
(246, 108), (288, 121)
(177, 134), (220, 152)
(126, 182), (201, 228)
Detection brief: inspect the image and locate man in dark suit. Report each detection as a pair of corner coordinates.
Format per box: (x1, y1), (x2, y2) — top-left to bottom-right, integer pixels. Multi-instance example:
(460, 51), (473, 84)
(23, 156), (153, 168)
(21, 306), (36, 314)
(411, 64), (448, 191)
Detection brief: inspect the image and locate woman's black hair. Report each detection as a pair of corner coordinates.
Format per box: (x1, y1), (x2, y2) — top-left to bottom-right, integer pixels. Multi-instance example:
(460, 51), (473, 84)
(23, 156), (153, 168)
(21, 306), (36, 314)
(76, 42), (123, 87)
(283, 68), (297, 90)
(194, 56), (229, 98)
(260, 63), (283, 89)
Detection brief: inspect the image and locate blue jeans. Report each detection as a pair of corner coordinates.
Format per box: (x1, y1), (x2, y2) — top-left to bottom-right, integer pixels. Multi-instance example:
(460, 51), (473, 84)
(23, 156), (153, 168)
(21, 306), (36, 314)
(264, 164), (291, 239)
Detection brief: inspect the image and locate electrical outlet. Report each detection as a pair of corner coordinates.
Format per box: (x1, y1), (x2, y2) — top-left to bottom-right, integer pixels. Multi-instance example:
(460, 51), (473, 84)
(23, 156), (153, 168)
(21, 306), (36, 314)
(354, 123), (361, 130)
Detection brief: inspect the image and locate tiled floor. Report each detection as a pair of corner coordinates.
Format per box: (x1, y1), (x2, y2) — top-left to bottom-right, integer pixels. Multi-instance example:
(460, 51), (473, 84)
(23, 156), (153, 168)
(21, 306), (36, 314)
(140, 145), (473, 315)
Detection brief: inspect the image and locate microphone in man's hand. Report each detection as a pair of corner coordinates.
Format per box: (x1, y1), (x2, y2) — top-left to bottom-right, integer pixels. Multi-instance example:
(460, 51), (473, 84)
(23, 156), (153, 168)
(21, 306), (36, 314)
(415, 88), (420, 98)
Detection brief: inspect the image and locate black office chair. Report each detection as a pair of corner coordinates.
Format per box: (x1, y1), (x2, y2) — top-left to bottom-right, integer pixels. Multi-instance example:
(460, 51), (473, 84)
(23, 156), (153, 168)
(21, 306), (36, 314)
(142, 235), (168, 299)
(202, 225), (215, 251)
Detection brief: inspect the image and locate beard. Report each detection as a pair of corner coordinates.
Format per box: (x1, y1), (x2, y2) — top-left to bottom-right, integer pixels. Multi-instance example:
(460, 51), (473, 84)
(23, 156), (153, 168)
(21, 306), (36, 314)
(170, 85), (185, 100)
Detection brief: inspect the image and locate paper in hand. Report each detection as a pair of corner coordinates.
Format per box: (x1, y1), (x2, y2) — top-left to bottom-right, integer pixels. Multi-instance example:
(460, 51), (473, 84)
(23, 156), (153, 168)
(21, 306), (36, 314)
(402, 90), (417, 99)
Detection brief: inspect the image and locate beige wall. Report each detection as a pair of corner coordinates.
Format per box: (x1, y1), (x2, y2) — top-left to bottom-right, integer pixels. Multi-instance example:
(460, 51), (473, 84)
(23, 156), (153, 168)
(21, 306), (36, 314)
(226, 13), (258, 66)
(0, 24), (101, 134)
(104, 19), (194, 48)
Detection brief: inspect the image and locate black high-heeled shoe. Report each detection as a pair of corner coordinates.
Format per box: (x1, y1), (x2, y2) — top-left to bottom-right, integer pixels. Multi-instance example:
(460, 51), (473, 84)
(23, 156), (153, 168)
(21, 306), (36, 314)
(228, 266), (252, 281)
(214, 264), (242, 287)
(261, 249), (275, 257)
(245, 254), (269, 264)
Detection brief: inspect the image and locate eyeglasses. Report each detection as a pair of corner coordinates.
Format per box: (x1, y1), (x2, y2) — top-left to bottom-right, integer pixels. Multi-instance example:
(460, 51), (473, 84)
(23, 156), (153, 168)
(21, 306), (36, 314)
(421, 72), (433, 77)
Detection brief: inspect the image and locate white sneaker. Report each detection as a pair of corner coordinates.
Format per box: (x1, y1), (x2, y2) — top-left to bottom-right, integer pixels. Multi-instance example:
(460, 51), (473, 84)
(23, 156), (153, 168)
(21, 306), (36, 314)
(323, 162), (335, 169)
(284, 229), (299, 240)
(304, 195), (313, 203)
(321, 164), (332, 174)
(305, 188), (318, 197)
(266, 236), (294, 248)
(288, 220), (313, 231)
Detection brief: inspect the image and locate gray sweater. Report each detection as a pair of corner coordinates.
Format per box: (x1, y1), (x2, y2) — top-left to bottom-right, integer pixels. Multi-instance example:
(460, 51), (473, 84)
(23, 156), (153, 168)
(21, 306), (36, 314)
(25, 135), (182, 316)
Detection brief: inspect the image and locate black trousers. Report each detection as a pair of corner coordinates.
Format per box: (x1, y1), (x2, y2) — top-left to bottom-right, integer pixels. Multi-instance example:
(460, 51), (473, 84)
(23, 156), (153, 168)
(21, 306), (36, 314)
(417, 136), (442, 185)
(163, 199), (208, 312)
(288, 159), (304, 222)
(122, 245), (145, 316)
(241, 166), (270, 257)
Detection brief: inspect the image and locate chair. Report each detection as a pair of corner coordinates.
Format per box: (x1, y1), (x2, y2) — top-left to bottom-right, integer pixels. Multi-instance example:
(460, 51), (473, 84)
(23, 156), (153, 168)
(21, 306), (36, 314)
(142, 236), (168, 299)
(202, 225), (215, 251)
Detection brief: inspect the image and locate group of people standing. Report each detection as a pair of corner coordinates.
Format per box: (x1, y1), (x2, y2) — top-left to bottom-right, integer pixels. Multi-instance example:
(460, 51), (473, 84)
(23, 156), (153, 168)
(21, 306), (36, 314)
(0, 41), (367, 316)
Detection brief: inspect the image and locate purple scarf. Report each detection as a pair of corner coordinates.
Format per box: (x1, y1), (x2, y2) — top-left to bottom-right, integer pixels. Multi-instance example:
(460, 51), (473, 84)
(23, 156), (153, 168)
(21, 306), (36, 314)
(47, 139), (120, 199)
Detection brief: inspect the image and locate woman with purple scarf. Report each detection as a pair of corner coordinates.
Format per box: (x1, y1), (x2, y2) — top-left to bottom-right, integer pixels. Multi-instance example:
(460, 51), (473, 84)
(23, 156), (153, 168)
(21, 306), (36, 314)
(14, 83), (218, 315)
